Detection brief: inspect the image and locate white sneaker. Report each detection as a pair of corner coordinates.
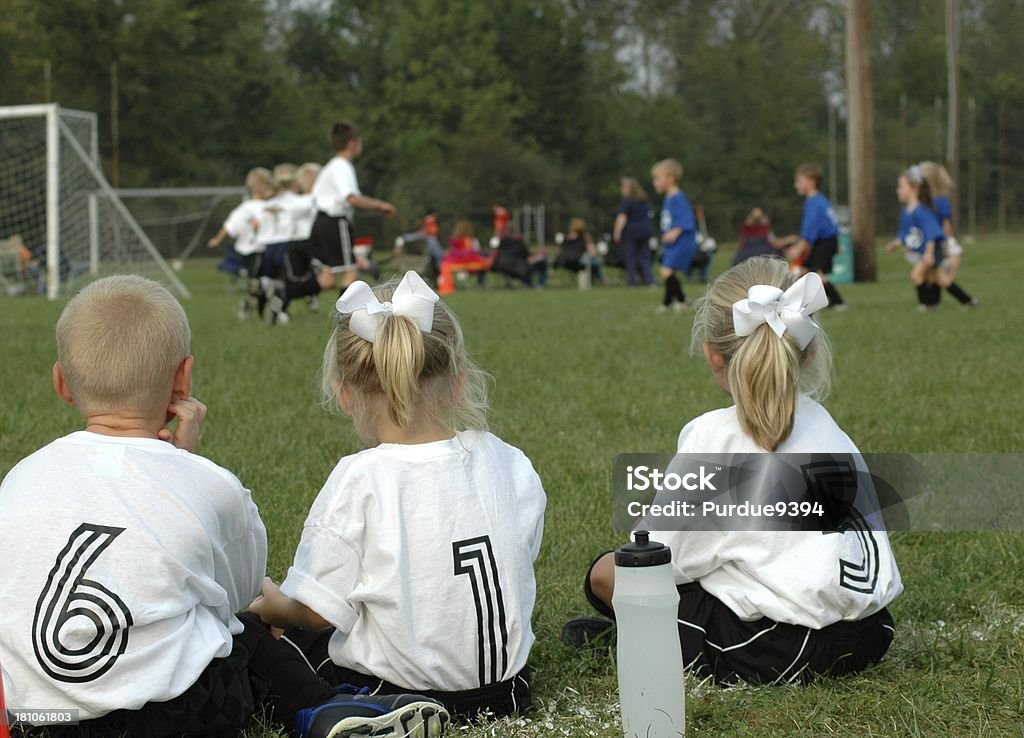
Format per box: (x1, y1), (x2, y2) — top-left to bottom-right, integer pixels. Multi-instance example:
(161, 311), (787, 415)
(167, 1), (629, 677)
(671, 301), (690, 313)
(832, 303), (850, 312)
(655, 305), (670, 314)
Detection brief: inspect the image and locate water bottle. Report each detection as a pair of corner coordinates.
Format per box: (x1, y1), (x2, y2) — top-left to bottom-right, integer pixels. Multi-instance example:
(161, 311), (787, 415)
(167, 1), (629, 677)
(613, 530), (685, 738)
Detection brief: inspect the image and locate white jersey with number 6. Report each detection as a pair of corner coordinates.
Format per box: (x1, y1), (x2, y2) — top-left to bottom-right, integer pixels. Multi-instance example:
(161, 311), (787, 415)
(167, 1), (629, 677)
(0, 432), (267, 721)
(281, 430), (546, 692)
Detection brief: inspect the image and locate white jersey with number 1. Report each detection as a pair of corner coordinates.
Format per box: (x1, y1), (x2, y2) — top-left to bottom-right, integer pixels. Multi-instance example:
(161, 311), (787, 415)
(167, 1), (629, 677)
(281, 430), (546, 692)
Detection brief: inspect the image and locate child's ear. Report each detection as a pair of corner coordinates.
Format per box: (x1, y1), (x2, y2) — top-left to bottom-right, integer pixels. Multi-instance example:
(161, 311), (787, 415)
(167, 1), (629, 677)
(52, 362), (74, 405)
(172, 355), (194, 401)
(702, 342), (727, 374)
(336, 382), (355, 416)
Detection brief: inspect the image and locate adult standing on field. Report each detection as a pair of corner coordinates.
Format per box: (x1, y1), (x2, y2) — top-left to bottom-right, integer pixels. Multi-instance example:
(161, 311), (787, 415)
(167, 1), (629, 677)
(613, 177), (655, 287)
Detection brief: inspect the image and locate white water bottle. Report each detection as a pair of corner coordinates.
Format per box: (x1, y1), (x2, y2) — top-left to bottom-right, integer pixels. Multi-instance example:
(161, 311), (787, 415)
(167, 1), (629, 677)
(613, 530), (685, 738)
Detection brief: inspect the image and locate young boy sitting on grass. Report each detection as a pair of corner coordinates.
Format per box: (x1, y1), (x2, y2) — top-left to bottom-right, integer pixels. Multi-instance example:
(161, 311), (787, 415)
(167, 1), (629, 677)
(0, 275), (448, 738)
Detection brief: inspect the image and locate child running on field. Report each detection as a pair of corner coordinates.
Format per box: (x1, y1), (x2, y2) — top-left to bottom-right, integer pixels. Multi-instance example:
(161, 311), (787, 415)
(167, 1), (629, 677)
(785, 163), (847, 309)
(250, 271), (546, 721)
(885, 165), (946, 311)
(918, 161), (978, 308)
(568, 258), (902, 684)
(0, 275), (448, 738)
(207, 167), (275, 320)
(651, 159), (697, 312)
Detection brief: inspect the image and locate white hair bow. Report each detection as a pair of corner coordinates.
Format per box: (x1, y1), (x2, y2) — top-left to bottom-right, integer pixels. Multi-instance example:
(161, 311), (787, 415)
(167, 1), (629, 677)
(335, 271), (439, 343)
(732, 272), (828, 349)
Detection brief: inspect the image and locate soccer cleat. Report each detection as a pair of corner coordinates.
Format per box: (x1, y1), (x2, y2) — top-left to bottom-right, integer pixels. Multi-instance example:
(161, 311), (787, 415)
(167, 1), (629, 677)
(671, 301), (690, 313)
(562, 616), (615, 649)
(267, 289), (287, 326)
(307, 295), (320, 313)
(237, 298), (252, 321)
(297, 688), (450, 738)
(832, 303), (850, 312)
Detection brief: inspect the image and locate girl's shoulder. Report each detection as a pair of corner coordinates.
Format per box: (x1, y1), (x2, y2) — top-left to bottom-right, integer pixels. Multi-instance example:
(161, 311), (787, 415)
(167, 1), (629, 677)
(676, 405), (745, 453)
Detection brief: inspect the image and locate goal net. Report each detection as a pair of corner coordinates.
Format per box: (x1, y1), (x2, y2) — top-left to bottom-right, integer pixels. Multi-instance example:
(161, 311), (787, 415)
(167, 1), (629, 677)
(0, 104), (189, 299)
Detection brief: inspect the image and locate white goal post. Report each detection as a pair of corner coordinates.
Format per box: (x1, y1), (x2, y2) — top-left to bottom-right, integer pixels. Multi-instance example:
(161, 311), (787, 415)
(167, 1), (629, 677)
(0, 104), (189, 299)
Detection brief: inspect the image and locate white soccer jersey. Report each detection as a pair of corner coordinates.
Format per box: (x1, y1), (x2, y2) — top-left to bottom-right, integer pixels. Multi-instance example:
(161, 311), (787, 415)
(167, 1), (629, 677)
(281, 430), (546, 692)
(223, 198), (266, 255)
(312, 156), (360, 219)
(0, 432), (267, 722)
(283, 193), (318, 241)
(255, 192), (298, 246)
(656, 396), (902, 629)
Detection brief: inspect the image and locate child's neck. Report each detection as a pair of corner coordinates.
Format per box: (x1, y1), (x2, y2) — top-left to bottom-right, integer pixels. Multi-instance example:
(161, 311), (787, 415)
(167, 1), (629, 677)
(805, 187), (818, 198)
(373, 417), (455, 446)
(666, 183), (680, 196)
(905, 196), (919, 210)
(84, 408), (165, 440)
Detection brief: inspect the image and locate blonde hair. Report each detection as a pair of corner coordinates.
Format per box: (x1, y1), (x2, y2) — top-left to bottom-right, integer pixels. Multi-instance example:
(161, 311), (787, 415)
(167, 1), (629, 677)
(691, 257), (832, 451)
(245, 167), (276, 199)
(273, 162), (298, 191)
(568, 217), (586, 235)
(651, 158), (683, 182)
(918, 161), (954, 198)
(745, 208), (769, 226)
(321, 279), (489, 440)
(296, 162), (321, 194)
(56, 275), (191, 415)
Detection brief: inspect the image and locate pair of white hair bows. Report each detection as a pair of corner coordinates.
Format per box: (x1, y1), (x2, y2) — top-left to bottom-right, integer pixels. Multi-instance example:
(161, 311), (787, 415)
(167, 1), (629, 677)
(335, 271), (439, 343)
(732, 272), (829, 349)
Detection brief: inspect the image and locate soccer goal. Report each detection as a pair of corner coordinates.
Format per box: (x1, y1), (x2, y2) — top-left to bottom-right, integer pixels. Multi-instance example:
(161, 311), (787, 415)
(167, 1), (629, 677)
(0, 104), (189, 299)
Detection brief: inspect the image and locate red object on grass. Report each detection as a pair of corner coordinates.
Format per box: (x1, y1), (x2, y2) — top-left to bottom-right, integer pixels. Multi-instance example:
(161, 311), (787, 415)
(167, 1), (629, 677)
(0, 659), (10, 738)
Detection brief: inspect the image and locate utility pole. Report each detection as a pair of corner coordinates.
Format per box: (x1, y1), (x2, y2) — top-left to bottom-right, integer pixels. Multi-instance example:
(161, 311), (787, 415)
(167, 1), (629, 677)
(846, 0), (876, 281)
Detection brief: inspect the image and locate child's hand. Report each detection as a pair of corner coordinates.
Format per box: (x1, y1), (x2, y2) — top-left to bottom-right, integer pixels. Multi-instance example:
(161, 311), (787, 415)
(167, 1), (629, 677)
(249, 577), (291, 628)
(884, 240), (900, 253)
(380, 202), (397, 218)
(159, 396), (207, 452)
(206, 237), (220, 249)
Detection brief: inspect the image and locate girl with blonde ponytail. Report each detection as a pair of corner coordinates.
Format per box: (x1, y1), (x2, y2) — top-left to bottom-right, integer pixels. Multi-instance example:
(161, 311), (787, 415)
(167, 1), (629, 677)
(581, 257), (902, 685)
(251, 271), (546, 720)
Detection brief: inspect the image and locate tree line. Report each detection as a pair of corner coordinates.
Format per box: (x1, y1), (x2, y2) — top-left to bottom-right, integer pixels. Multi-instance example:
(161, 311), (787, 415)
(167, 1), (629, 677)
(2, 0), (1022, 238)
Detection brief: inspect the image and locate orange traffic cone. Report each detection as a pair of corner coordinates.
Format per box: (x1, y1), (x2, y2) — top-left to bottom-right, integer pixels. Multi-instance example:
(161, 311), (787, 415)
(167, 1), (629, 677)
(438, 262), (456, 296)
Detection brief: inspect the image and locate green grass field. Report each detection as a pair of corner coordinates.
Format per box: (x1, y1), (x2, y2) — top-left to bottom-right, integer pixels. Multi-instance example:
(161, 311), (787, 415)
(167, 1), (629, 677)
(2, 238), (1024, 737)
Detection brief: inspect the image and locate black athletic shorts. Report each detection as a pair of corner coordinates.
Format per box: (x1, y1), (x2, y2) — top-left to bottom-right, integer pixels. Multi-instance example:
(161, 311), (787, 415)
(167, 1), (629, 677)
(584, 552), (894, 686)
(807, 235), (839, 274)
(305, 212), (356, 271)
(278, 627), (531, 719)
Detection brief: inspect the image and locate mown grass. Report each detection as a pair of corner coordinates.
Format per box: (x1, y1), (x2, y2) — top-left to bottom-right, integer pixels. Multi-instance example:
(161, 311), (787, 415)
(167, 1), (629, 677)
(2, 236), (1023, 736)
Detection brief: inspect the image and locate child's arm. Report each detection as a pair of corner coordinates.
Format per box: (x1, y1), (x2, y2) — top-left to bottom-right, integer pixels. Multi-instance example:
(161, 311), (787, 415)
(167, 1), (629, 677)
(613, 213), (627, 242)
(661, 227), (683, 244)
(348, 193), (396, 217)
(922, 240), (936, 266)
(884, 238), (904, 253)
(207, 226), (228, 249)
(249, 577), (332, 631)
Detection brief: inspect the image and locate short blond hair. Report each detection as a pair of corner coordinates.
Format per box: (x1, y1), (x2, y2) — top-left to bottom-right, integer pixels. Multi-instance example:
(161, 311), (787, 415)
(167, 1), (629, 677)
(56, 275), (191, 416)
(273, 162), (298, 190)
(296, 162), (322, 194)
(651, 158), (683, 182)
(691, 257), (832, 451)
(245, 167), (276, 199)
(322, 278), (489, 443)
